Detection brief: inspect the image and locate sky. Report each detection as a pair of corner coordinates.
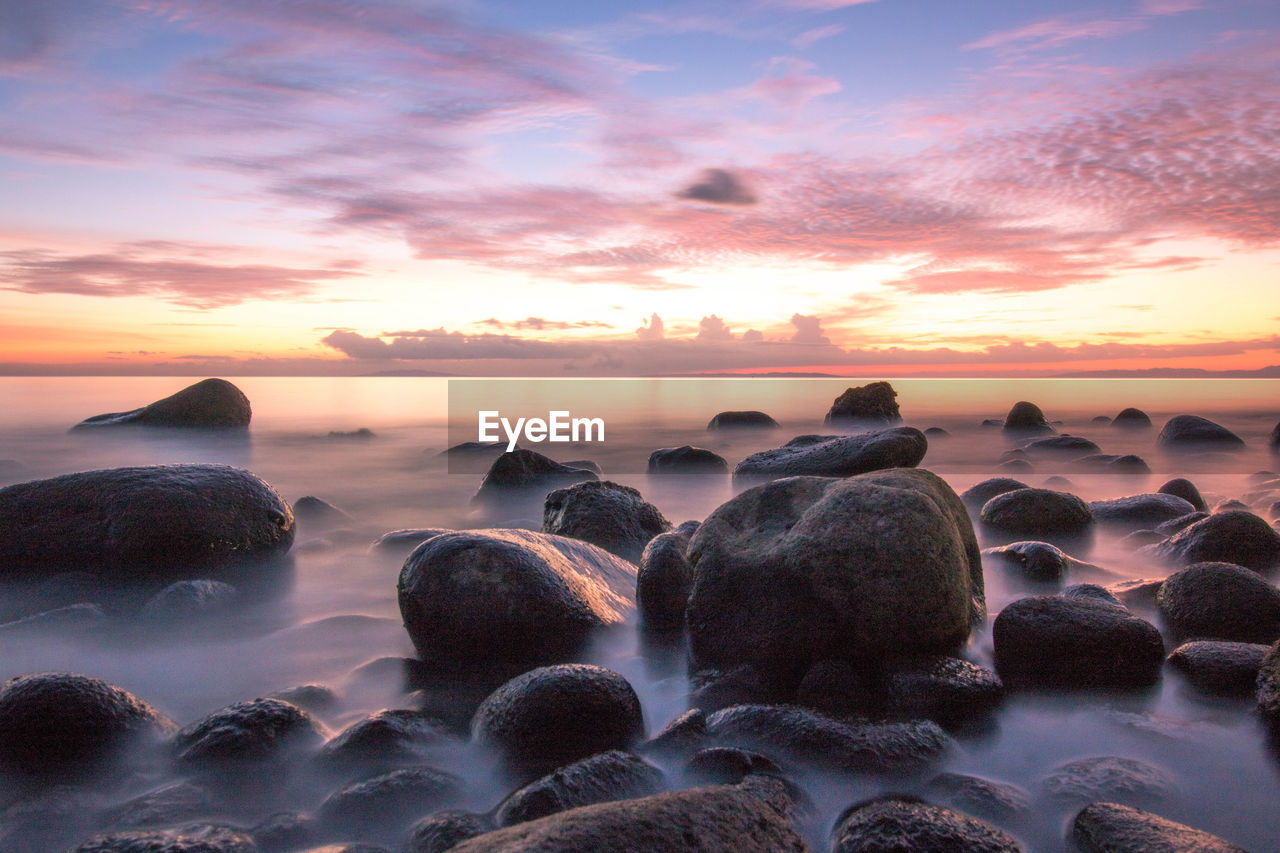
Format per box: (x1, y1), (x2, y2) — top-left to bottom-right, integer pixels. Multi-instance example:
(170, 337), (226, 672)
(1, 0), (1279, 376)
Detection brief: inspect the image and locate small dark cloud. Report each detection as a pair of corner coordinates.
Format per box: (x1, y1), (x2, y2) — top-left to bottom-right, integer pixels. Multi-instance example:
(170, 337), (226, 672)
(677, 168), (757, 205)
(478, 316), (613, 331)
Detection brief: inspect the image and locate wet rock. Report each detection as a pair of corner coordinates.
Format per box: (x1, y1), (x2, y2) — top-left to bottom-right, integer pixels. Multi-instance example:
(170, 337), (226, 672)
(825, 381), (902, 426)
(685, 747), (781, 786)
(925, 773), (1030, 822)
(318, 709), (451, 773)
(706, 410), (779, 430)
(997, 459), (1034, 474)
(647, 445), (727, 474)
(636, 529), (693, 630)
(268, 684), (338, 715)
(562, 460), (602, 474)
(979, 488), (1092, 536)
(1093, 416), (1112, 424)
(1002, 401), (1053, 434)
(1255, 641), (1280, 730)
(250, 812), (318, 852)
(542, 481), (671, 563)
(982, 541), (1074, 582)
(732, 427), (927, 485)
(1158, 478), (1207, 512)
(495, 750), (664, 826)
(317, 767), (462, 836)
(103, 781), (216, 830)
(1043, 756), (1174, 805)
(1166, 640), (1269, 695)
(1062, 584), (1124, 608)
(687, 469), (984, 681)
(924, 427), (949, 438)
(0, 464), (294, 580)
(293, 496), (355, 528)
(794, 659), (868, 717)
(1157, 562), (1280, 644)
(1149, 510), (1280, 572)
(327, 427), (375, 440)
(705, 704), (949, 773)
(448, 780), (807, 852)
(172, 698), (328, 769)
(72, 378), (251, 430)
(1107, 578), (1165, 609)
(1112, 407), (1153, 429)
(1271, 421), (1280, 453)
(1089, 494), (1196, 529)
(139, 580), (238, 622)
(961, 478), (1028, 510)
(1123, 529), (1165, 549)
(832, 796), (1023, 852)
(690, 665), (788, 714)
(1025, 435), (1100, 457)
(1156, 512), (1207, 535)
(1072, 454), (1151, 474)
(884, 657), (1004, 726)
(993, 596), (1164, 688)
(472, 664), (644, 778)
(639, 709), (707, 760)
(69, 825), (258, 852)
(1157, 415), (1246, 451)
(472, 450), (597, 508)
(369, 528), (452, 556)
(398, 529), (635, 674)
(1213, 499), (1251, 513)
(404, 811), (492, 853)
(0, 672), (175, 779)
(1073, 802), (1246, 853)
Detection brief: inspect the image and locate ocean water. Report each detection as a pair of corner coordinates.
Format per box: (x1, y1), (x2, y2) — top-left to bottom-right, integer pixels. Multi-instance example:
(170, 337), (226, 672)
(1, 376), (1279, 850)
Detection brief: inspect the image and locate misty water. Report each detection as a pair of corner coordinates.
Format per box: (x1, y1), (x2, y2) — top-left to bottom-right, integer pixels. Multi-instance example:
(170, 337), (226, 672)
(2, 376), (1279, 851)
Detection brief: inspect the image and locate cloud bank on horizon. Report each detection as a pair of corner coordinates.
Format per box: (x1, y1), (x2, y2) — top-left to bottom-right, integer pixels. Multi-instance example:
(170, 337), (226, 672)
(1, 0), (1278, 375)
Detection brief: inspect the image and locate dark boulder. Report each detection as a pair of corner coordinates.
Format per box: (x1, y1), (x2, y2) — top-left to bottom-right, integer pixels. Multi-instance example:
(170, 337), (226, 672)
(1255, 640), (1280, 730)
(318, 709), (451, 773)
(472, 450), (597, 508)
(685, 747), (781, 786)
(171, 698), (327, 769)
(1073, 454), (1151, 474)
(732, 427), (927, 485)
(1073, 802), (1246, 853)
(1157, 415), (1245, 451)
(647, 445), (727, 474)
(0, 464), (294, 580)
(831, 796), (1024, 853)
(317, 767), (462, 836)
(825, 381), (902, 425)
(542, 481), (671, 563)
(636, 529), (694, 630)
(68, 825), (258, 853)
(1025, 435), (1100, 457)
(102, 781), (217, 831)
(472, 664), (644, 778)
(1044, 756), (1174, 805)
(1149, 510), (1280, 572)
(924, 427), (949, 438)
(979, 488), (1092, 536)
(982, 541), (1074, 582)
(1002, 401), (1052, 434)
(1158, 478), (1208, 512)
(1271, 421), (1280, 453)
(495, 750), (665, 826)
(292, 496), (355, 528)
(639, 709), (707, 760)
(72, 378), (251, 430)
(1062, 584), (1124, 608)
(960, 478), (1028, 510)
(268, 684), (338, 715)
(0, 672), (175, 779)
(1112, 407), (1153, 429)
(1156, 511), (1207, 535)
(405, 811), (492, 853)
(1158, 562), (1280, 643)
(139, 580), (238, 622)
(1089, 494), (1197, 529)
(1167, 641), (1269, 695)
(690, 665), (786, 714)
(925, 773), (1029, 823)
(706, 411), (779, 430)
(686, 469), (984, 681)
(993, 596), (1164, 688)
(370, 528), (452, 556)
(884, 657), (1004, 726)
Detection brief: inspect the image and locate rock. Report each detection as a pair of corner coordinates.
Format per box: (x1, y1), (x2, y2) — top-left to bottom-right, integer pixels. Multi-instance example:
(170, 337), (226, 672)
(0, 672), (175, 780)
(495, 750), (665, 826)
(1149, 510), (1280, 572)
(317, 767), (462, 836)
(824, 381), (902, 425)
(960, 478), (1028, 510)
(267, 684), (339, 715)
(0, 464), (294, 580)
(831, 796), (1024, 853)
(370, 528), (452, 556)
(139, 580), (238, 621)
(1073, 802), (1247, 853)
(640, 709), (708, 762)
(250, 812), (318, 851)
(706, 411), (779, 430)
(980, 488), (1092, 536)
(293, 496), (355, 528)
(705, 704), (949, 773)
(1255, 641), (1280, 729)
(68, 825), (258, 852)
(0, 603), (107, 633)
(685, 747), (781, 786)
(1025, 435), (1100, 457)
(404, 811), (492, 853)
(103, 781), (216, 830)
(982, 541), (1073, 582)
(1089, 494), (1197, 529)
(690, 665), (783, 713)
(884, 657), (1004, 726)
(1093, 454), (1151, 474)
(686, 469), (984, 681)
(636, 530), (694, 630)
(993, 596), (1164, 688)
(732, 428), (927, 485)
(318, 709), (451, 772)
(925, 773), (1029, 822)
(1158, 478), (1208, 512)
(1093, 416), (1112, 424)
(171, 698), (328, 769)
(1157, 415), (1246, 451)
(1043, 756), (1174, 805)
(542, 481), (671, 563)
(793, 659), (867, 717)
(448, 781), (807, 852)
(472, 664), (644, 778)
(925, 427), (949, 438)
(1062, 584), (1124, 608)
(1167, 641), (1269, 695)
(72, 378), (251, 430)
(1002, 401), (1052, 434)
(398, 529), (635, 674)
(1157, 562), (1280, 643)
(1107, 578), (1165, 609)
(327, 427), (375, 440)
(1112, 407), (1153, 429)
(1155, 512), (1206, 536)
(647, 446), (727, 474)
(472, 450), (597, 508)
(562, 460), (602, 475)
(1213, 499), (1251, 513)
(998, 459), (1033, 474)
(1271, 421), (1280, 453)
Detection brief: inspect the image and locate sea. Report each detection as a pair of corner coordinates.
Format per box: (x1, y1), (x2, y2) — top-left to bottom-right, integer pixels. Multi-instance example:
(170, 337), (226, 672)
(1, 376), (1278, 850)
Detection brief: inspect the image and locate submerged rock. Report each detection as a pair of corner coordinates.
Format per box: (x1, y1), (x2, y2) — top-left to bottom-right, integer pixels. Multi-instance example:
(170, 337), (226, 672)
(1044, 756), (1174, 806)
(472, 450), (597, 508)
(1112, 407), (1153, 429)
(68, 825), (258, 853)
(1149, 510), (1280, 572)
(495, 750), (665, 826)
(1002, 401), (1053, 434)
(1025, 435), (1100, 457)
(960, 478), (1028, 510)
(0, 464), (294, 580)
(369, 528), (452, 556)
(318, 709), (451, 772)
(172, 698), (327, 769)
(831, 796), (1023, 853)
(542, 481), (671, 563)
(405, 811), (492, 853)
(706, 411), (779, 430)
(884, 657), (1004, 726)
(1158, 478), (1208, 512)
(647, 445), (728, 474)
(1271, 421), (1280, 453)
(1256, 641), (1280, 731)
(317, 767), (462, 836)
(925, 773), (1030, 823)
(72, 378), (251, 430)
(1089, 494), (1197, 529)
(979, 488), (1092, 536)
(982, 541), (1075, 582)
(1157, 415), (1245, 451)
(732, 427), (927, 485)
(824, 381), (902, 425)
(636, 529), (694, 630)
(1073, 802), (1246, 853)
(687, 469), (984, 681)
(1158, 562), (1280, 644)
(139, 580), (238, 622)
(1167, 640), (1269, 695)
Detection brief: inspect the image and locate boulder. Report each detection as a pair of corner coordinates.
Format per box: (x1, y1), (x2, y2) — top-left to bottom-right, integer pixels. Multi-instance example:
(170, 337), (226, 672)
(1157, 415), (1245, 451)
(405, 811), (492, 853)
(102, 781), (217, 830)
(640, 709), (708, 760)
(0, 464), (294, 580)
(647, 446), (728, 474)
(370, 528), (452, 556)
(1255, 640), (1280, 730)
(542, 481), (671, 563)
(1089, 494), (1197, 529)
(292, 496), (355, 528)
(472, 664), (644, 778)
(267, 684), (338, 715)
(884, 657), (1004, 726)
(706, 411), (779, 430)
(68, 825), (258, 853)
(993, 596), (1164, 688)
(982, 541), (1074, 582)
(1002, 401), (1052, 434)
(317, 767), (462, 836)
(636, 529), (694, 630)
(171, 698), (327, 769)
(1158, 478), (1208, 512)
(960, 478), (1028, 510)
(1157, 562), (1280, 643)
(1112, 407), (1153, 429)
(824, 381), (902, 425)
(1043, 756), (1174, 806)
(495, 750), (665, 826)
(1149, 511), (1280, 572)
(685, 747), (782, 786)
(831, 796), (1024, 853)
(925, 773), (1029, 823)
(1166, 641), (1269, 695)
(1073, 454), (1151, 474)
(979, 489), (1092, 536)
(732, 428), (927, 485)
(139, 580), (238, 622)
(1062, 584), (1124, 608)
(1073, 802), (1247, 853)
(397, 529), (635, 673)
(472, 450), (597, 508)
(1025, 435), (1100, 457)
(1271, 421), (1280, 453)
(72, 378), (251, 430)
(1156, 512), (1207, 536)
(318, 709), (451, 772)
(0, 672), (175, 779)
(924, 427), (949, 438)
(686, 469), (984, 680)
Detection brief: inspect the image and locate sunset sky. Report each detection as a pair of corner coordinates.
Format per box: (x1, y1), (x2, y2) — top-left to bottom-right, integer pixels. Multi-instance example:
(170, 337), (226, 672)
(2, 0), (1279, 376)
